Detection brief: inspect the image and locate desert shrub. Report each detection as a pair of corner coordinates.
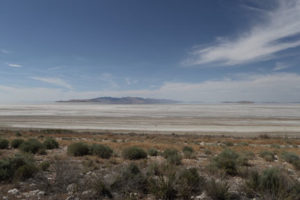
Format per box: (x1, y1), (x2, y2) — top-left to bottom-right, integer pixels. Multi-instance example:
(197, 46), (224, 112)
(177, 168), (205, 199)
(163, 149), (178, 158)
(245, 167), (299, 199)
(205, 179), (231, 200)
(53, 159), (81, 192)
(281, 151), (300, 170)
(182, 146), (194, 158)
(11, 139), (24, 148)
(211, 149), (240, 175)
(238, 142), (249, 146)
(67, 142), (90, 156)
(223, 141), (234, 147)
(163, 149), (182, 165)
(90, 144), (113, 159)
(92, 178), (113, 199)
(259, 151), (275, 162)
(149, 173), (177, 200)
(20, 139), (45, 154)
(241, 151), (255, 160)
(148, 148), (158, 156)
(237, 151), (254, 166)
(0, 139), (9, 149)
(167, 154), (182, 165)
(39, 161), (50, 171)
(43, 137), (59, 149)
(259, 134), (270, 139)
(270, 144), (281, 149)
(111, 163), (148, 195)
(204, 149), (212, 155)
(14, 163), (38, 181)
(15, 132), (22, 137)
(122, 146), (147, 160)
(0, 154), (37, 181)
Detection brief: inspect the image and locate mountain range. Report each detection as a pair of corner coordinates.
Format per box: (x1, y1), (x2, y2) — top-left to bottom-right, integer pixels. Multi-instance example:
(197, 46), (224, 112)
(57, 97), (180, 104)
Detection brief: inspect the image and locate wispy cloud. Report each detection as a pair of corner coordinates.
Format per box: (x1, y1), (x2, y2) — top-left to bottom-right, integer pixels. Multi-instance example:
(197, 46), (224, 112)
(7, 63), (22, 68)
(184, 0), (300, 66)
(273, 62), (290, 71)
(31, 77), (72, 89)
(0, 49), (10, 54)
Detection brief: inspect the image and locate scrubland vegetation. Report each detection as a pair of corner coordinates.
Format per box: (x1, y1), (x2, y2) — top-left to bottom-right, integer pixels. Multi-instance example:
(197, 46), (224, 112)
(0, 129), (299, 199)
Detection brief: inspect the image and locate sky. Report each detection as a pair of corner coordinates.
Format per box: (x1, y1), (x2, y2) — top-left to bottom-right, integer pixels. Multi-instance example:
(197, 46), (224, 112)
(1, 0), (300, 103)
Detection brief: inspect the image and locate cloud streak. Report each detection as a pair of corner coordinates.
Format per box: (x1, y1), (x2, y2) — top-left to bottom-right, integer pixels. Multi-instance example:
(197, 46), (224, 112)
(1, 73), (300, 103)
(31, 77), (72, 89)
(184, 0), (300, 66)
(7, 63), (22, 68)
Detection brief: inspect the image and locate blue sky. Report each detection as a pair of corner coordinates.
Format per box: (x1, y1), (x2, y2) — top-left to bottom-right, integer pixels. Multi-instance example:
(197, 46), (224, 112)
(1, 0), (300, 103)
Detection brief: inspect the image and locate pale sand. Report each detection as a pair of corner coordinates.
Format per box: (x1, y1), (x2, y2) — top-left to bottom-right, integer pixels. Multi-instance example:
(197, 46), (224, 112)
(0, 103), (300, 136)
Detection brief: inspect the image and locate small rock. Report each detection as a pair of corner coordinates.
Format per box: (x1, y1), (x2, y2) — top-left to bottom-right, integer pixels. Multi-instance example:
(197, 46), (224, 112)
(2, 196), (8, 200)
(38, 191), (45, 196)
(67, 183), (77, 195)
(8, 188), (19, 195)
(196, 192), (207, 199)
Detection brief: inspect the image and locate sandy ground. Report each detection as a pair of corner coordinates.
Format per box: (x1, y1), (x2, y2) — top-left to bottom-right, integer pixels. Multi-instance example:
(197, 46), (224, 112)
(0, 103), (300, 136)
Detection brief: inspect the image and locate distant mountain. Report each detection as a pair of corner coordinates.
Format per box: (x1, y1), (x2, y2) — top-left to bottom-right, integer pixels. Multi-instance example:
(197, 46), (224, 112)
(57, 97), (180, 104)
(222, 101), (255, 104)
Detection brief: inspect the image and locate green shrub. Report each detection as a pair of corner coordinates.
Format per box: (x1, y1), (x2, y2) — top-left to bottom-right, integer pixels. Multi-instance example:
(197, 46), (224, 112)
(90, 144), (113, 159)
(0, 139), (9, 149)
(111, 163), (147, 195)
(149, 173), (177, 200)
(223, 141), (234, 147)
(148, 148), (158, 156)
(0, 154), (37, 181)
(177, 168), (205, 199)
(163, 149), (179, 159)
(271, 144), (281, 149)
(92, 178), (113, 199)
(204, 149), (212, 155)
(238, 142), (249, 146)
(166, 154), (182, 165)
(182, 146), (194, 158)
(19, 139), (45, 154)
(205, 179), (231, 200)
(43, 137), (59, 149)
(67, 142), (90, 156)
(122, 146), (147, 160)
(245, 167), (299, 199)
(15, 132), (22, 137)
(162, 148), (182, 165)
(212, 149), (240, 175)
(39, 161), (50, 171)
(259, 151), (275, 162)
(11, 139), (24, 149)
(281, 151), (300, 170)
(14, 163), (37, 181)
